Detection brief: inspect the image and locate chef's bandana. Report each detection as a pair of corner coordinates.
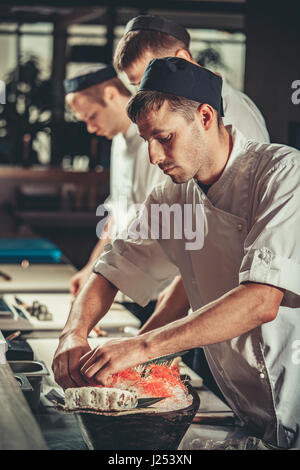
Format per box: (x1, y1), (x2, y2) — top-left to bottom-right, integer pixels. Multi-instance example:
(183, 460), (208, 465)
(124, 15), (190, 46)
(139, 57), (224, 116)
(63, 65), (117, 94)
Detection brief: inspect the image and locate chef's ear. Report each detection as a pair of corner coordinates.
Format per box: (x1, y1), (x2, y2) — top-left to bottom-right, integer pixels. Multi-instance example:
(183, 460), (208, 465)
(175, 48), (193, 61)
(196, 104), (215, 130)
(102, 85), (118, 104)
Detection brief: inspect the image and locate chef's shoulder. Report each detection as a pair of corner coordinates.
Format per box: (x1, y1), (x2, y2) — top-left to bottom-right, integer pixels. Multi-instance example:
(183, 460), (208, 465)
(222, 80), (270, 143)
(246, 140), (300, 196)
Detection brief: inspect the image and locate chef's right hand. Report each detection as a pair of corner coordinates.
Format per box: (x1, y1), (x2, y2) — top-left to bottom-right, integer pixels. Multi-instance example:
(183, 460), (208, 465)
(52, 333), (91, 389)
(69, 265), (92, 298)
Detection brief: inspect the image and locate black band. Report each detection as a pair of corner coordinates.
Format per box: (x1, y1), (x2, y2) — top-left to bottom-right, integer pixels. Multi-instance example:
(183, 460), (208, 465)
(64, 65), (117, 94)
(139, 57), (224, 117)
(124, 15), (190, 47)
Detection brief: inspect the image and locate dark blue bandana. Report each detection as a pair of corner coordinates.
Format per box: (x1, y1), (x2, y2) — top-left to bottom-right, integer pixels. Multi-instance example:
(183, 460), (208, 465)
(124, 15), (190, 47)
(64, 65), (117, 94)
(139, 57), (224, 116)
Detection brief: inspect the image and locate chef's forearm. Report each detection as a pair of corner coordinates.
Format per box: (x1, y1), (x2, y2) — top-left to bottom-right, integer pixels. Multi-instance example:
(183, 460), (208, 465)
(87, 217), (113, 265)
(142, 283), (284, 358)
(60, 273), (118, 339)
(140, 276), (190, 334)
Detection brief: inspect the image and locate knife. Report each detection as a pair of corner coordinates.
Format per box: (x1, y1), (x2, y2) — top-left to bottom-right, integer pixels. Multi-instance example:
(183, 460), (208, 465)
(137, 349), (191, 369)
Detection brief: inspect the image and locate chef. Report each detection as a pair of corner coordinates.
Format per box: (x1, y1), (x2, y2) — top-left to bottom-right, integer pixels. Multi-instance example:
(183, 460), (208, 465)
(114, 14), (270, 143)
(113, 15), (272, 390)
(64, 65), (168, 298)
(53, 58), (300, 448)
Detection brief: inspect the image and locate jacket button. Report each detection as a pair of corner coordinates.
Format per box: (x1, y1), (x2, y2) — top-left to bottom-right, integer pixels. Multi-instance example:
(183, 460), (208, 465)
(237, 224), (243, 231)
(259, 373), (265, 379)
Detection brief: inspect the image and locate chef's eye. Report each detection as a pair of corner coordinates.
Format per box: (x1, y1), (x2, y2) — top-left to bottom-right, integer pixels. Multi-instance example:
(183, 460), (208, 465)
(88, 113), (97, 122)
(158, 134), (172, 144)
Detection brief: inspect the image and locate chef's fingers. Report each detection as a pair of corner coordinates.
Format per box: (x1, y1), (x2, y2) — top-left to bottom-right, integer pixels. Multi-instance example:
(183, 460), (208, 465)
(94, 364), (114, 386)
(68, 353), (89, 387)
(79, 346), (105, 372)
(79, 348), (94, 365)
(80, 350), (110, 379)
(54, 353), (77, 389)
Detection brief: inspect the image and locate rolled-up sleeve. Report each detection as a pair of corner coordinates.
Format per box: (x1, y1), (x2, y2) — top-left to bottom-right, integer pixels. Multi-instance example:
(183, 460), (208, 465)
(239, 158), (300, 307)
(93, 190), (179, 306)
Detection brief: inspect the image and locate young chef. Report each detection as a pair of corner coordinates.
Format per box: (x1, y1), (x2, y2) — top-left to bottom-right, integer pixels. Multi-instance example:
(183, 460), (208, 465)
(64, 65), (168, 297)
(114, 14), (271, 394)
(114, 14), (270, 143)
(53, 58), (300, 448)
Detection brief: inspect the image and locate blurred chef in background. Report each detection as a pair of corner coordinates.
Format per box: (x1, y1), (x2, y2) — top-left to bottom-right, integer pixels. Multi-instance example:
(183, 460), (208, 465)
(64, 65), (168, 299)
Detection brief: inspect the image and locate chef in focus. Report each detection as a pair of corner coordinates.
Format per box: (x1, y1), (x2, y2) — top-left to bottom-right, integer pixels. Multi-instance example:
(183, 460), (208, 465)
(113, 15), (272, 390)
(53, 58), (300, 448)
(64, 65), (168, 298)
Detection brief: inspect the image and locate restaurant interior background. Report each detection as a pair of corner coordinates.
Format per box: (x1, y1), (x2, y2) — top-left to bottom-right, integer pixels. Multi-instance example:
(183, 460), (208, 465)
(0, 0), (299, 269)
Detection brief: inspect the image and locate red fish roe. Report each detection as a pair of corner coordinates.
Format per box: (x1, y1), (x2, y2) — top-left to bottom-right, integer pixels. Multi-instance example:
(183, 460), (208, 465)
(110, 368), (141, 386)
(92, 364), (187, 400)
(108, 364), (186, 398)
(136, 364), (185, 397)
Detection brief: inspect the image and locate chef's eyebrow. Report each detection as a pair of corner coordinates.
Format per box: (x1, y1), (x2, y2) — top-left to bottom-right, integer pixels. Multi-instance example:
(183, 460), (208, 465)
(139, 128), (171, 141)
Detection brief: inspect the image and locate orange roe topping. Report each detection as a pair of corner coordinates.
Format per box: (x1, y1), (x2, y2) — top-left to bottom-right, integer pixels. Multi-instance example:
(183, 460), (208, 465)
(110, 368), (141, 386)
(93, 364), (186, 400)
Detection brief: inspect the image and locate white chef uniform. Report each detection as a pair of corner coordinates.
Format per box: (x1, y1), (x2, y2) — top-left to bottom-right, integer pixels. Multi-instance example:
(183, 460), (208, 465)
(94, 126), (300, 448)
(104, 121), (169, 238)
(103, 122), (172, 301)
(222, 80), (270, 143)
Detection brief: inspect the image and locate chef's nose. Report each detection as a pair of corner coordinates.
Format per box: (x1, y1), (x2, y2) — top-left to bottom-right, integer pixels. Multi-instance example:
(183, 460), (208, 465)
(148, 140), (165, 166)
(86, 121), (97, 134)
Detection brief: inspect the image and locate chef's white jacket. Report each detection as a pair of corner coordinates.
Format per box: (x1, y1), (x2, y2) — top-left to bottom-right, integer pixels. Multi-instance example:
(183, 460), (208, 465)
(104, 122), (168, 238)
(94, 126), (300, 447)
(222, 80), (270, 143)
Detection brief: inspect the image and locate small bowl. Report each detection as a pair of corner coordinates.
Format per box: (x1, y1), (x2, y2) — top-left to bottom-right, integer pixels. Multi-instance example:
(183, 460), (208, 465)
(9, 360), (49, 412)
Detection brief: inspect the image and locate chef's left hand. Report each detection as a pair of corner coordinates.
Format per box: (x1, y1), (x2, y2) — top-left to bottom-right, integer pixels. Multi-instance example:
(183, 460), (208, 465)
(79, 337), (149, 386)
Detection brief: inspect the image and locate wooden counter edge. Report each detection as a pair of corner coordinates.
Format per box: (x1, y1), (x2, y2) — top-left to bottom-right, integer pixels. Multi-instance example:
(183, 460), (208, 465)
(0, 362), (48, 450)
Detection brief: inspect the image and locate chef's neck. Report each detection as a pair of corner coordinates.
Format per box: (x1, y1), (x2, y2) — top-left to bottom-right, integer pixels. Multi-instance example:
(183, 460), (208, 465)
(195, 124), (233, 187)
(119, 95), (133, 137)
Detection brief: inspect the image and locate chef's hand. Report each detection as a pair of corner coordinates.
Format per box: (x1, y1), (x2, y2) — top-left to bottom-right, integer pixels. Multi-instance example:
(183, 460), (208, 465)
(79, 337), (148, 386)
(52, 332), (91, 389)
(70, 265), (92, 297)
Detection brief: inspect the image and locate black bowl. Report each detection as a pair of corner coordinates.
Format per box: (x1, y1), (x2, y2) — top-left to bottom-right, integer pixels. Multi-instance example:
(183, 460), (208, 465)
(76, 383), (200, 450)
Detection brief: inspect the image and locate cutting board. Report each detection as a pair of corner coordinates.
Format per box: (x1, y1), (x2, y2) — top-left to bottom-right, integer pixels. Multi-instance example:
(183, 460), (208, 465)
(0, 264), (77, 293)
(3, 293), (141, 331)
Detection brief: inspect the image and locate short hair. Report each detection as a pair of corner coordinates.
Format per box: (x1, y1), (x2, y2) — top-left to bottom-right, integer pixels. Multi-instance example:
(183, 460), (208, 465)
(127, 90), (200, 124)
(65, 76), (132, 110)
(114, 30), (191, 72)
(127, 90), (222, 128)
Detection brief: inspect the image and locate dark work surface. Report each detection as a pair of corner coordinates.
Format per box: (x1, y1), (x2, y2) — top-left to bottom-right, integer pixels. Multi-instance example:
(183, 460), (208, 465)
(35, 404), (88, 450)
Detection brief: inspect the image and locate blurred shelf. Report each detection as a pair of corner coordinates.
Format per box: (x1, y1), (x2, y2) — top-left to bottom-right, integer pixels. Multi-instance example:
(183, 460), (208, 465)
(0, 166), (110, 184)
(15, 211), (103, 228)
